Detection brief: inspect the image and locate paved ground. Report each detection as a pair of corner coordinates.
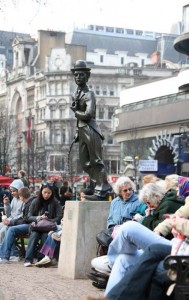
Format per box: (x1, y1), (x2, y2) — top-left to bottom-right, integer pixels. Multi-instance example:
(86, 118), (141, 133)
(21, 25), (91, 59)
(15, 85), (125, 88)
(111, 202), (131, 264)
(0, 261), (104, 300)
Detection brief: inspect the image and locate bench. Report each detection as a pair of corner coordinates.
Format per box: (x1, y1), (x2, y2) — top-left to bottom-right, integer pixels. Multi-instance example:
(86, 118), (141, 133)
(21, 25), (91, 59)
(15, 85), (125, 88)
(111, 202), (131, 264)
(15, 234), (29, 258)
(164, 255), (189, 300)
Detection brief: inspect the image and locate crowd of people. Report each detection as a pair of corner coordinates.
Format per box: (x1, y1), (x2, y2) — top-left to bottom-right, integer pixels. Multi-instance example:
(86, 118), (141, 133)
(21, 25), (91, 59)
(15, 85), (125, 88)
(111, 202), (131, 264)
(1, 169), (189, 299)
(86, 173), (189, 300)
(0, 170), (94, 267)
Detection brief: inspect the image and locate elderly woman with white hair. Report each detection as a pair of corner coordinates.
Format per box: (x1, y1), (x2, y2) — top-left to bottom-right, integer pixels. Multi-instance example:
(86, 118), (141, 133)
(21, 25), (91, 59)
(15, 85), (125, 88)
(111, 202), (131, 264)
(107, 176), (146, 229)
(133, 181), (183, 231)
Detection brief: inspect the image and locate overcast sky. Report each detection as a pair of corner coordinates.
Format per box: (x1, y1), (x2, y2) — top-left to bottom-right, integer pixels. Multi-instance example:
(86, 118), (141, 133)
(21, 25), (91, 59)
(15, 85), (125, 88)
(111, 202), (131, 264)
(0, 0), (183, 35)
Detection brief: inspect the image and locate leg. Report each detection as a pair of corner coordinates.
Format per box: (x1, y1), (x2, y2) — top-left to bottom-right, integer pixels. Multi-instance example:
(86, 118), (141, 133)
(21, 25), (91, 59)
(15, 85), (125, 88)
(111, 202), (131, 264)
(147, 260), (173, 300)
(107, 244), (172, 300)
(25, 231), (42, 263)
(105, 252), (142, 295)
(0, 225), (8, 244)
(0, 224), (29, 260)
(39, 235), (58, 258)
(107, 221), (172, 266)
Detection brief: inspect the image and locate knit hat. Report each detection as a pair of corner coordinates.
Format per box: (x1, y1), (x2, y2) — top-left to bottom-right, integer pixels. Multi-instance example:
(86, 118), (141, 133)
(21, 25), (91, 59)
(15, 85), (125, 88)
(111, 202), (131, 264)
(10, 179), (24, 191)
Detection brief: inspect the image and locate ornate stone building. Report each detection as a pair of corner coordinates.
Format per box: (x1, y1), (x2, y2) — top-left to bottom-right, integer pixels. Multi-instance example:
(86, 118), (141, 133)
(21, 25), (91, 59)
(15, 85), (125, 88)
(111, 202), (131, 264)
(0, 27), (182, 182)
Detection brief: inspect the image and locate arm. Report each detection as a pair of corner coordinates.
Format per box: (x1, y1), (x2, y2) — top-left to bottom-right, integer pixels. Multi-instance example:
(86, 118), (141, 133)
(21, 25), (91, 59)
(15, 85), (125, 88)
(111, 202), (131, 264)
(74, 91), (96, 121)
(107, 202), (115, 228)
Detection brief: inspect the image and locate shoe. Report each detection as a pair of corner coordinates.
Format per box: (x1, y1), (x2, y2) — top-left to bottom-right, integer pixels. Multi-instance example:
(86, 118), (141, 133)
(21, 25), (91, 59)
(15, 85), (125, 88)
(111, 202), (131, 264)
(91, 255), (112, 276)
(35, 256), (51, 266)
(0, 258), (9, 264)
(24, 262), (32, 267)
(9, 256), (20, 262)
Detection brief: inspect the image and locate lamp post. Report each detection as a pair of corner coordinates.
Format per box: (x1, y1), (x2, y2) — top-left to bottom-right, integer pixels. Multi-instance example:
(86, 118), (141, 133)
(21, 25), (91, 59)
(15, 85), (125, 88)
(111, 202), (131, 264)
(17, 134), (23, 171)
(134, 156), (139, 193)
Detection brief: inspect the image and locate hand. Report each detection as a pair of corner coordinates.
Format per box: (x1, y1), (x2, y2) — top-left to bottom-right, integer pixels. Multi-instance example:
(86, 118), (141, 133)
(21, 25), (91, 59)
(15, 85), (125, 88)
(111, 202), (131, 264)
(145, 208), (151, 216)
(2, 219), (9, 226)
(133, 213), (142, 221)
(3, 195), (9, 204)
(41, 214), (48, 220)
(73, 131), (79, 143)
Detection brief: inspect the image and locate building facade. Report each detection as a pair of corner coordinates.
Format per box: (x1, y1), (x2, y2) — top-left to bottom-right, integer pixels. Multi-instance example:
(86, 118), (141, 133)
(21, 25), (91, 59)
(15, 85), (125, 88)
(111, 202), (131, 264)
(0, 26), (184, 183)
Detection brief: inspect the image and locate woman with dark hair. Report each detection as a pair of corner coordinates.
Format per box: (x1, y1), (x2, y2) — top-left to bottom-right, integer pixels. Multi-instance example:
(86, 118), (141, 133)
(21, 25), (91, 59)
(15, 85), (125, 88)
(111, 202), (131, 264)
(24, 183), (62, 267)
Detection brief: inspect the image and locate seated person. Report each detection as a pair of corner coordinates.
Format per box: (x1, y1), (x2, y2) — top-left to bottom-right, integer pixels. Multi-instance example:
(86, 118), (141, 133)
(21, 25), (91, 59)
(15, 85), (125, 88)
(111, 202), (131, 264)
(133, 181), (183, 230)
(0, 187), (34, 263)
(0, 179), (24, 244)
(85, 215), (189, 300)
(107, 176), (146, 228)
(91, 221), (171, 297)
(35, 218), (63, 267)
(24, 183), (62, 267)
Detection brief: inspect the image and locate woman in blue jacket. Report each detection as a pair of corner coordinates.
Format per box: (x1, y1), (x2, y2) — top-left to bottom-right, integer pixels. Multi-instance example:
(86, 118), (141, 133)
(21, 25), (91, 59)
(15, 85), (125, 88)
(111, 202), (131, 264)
(107, 176), (146, 228)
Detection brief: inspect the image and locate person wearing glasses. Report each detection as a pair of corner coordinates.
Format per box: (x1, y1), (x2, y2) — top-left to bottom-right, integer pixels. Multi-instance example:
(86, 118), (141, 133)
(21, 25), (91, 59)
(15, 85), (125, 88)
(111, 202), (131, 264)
(91, 181), (183, 295)
(107, 176), (146, 229)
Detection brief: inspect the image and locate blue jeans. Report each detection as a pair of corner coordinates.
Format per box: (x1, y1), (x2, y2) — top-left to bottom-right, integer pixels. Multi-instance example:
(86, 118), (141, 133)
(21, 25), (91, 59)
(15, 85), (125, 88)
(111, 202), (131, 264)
(107, 243), (172, 300)
(25, 231), (48, 263)
(105, 221), (172, 295)
(0, 224), (29, 260)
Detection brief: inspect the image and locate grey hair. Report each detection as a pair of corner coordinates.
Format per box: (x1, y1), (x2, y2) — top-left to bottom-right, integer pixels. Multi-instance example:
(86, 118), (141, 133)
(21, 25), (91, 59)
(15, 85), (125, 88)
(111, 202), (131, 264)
(139, 182), (166, 205)
(165, 174), (179, 190)
(113, 176), (135, 195)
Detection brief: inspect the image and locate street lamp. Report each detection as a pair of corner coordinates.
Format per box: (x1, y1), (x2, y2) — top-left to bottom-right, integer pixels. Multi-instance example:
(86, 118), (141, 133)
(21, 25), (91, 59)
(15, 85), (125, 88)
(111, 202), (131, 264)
(134, 156), (140, 193)
(17, 134), (23, 171)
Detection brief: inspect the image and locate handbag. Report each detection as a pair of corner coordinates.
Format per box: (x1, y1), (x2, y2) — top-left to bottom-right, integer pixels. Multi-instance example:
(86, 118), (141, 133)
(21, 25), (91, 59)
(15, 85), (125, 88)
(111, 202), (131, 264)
(30, 219), (57, 233)
(96, 227), (114, 248)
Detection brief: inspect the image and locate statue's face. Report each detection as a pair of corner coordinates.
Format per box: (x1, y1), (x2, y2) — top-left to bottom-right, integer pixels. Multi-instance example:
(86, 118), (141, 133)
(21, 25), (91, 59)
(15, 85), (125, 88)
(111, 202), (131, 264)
(73, 71), (88, 86)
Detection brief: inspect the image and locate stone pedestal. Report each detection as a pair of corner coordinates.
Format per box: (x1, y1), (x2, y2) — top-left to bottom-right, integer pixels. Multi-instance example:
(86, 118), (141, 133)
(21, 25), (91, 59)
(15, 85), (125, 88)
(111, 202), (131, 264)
(58, 201), (110, 279)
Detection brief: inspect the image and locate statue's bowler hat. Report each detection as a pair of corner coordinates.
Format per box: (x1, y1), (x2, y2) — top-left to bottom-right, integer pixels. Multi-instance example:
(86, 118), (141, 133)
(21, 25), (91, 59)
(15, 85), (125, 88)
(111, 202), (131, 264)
(71, 60), (91, 72)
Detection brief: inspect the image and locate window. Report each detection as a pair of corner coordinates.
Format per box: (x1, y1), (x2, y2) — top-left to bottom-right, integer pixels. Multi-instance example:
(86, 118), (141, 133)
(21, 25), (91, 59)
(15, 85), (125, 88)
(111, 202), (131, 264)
(55, 129), (61, 144)
(121, 57), (124, 65)
(107, 135), (113, 144)
(108, 106), (114, 119)
(95, 86), (100, 95)
(102, 89), (107, 96)
(40, 109), (43, 120)
(110, 90), (114, 96)
(136, 30), (143, 36)
(99, 106), (105, 119)
(50, 155), (65, 171)
(36, 132), (39, 146)
(116, 28), (124, 34)
(100, 55), (104, 63)
(40, 86), (46, 98)
(57, 82), (62, 95)
(126, 29), (134, 35)
(39, 132), (42, 146)
(43, 131), (45, 146)
(50, 107), (56, 119)
(49, 82), (55, 95)
(62, 129), (66, 144)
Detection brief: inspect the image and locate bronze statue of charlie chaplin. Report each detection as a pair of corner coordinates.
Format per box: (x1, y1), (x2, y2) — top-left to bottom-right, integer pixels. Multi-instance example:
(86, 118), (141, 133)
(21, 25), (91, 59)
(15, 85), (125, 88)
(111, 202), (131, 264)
(70, 60), (112, 200)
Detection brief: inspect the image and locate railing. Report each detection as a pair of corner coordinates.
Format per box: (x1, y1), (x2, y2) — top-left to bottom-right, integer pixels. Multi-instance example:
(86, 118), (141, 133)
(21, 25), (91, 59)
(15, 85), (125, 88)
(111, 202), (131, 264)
(118, 91), (189, 114)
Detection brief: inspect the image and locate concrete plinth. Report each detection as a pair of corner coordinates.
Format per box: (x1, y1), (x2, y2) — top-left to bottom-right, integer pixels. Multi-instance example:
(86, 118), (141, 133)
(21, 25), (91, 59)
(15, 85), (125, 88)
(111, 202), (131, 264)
(58, 201), (110, 279)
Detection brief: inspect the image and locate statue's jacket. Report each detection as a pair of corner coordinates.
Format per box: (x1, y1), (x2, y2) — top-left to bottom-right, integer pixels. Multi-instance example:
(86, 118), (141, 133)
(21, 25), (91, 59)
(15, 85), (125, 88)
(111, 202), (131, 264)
(74, 88), (104, 140)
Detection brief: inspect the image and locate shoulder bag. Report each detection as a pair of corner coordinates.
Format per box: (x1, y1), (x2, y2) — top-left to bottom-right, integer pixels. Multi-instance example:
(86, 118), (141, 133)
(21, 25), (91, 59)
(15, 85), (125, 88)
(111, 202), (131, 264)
(30, 219), (57, 233)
